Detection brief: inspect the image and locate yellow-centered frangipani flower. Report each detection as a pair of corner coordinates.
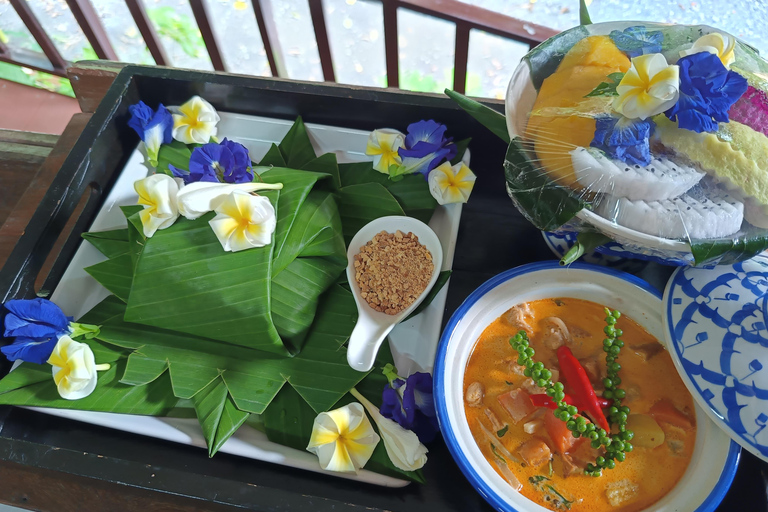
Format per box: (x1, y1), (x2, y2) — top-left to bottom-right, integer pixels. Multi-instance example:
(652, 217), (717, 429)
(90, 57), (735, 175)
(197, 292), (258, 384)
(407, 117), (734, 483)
(306, 402), (380, 473)
(350, 388), (427, 471)
(208, 190), (276, 252)
(170, 96), (221, 144)
(427, 161), (477, 205)
(48, 335), (110, 400)
(365, 129), (405, 174)
(135, 174), (180, 237)
(176, 181), (283, 220)
(680, 32), (736, 69)
(613, 53), (680, 120)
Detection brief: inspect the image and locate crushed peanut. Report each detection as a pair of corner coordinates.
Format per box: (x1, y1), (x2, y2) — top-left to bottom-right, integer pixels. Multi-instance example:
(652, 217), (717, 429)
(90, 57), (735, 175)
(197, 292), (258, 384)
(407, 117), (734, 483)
(353, 230), (434, 315)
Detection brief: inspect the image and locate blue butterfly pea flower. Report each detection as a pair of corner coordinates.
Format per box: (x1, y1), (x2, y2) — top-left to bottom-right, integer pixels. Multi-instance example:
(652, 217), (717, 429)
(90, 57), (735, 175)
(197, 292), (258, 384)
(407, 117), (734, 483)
(173, 139), (253, 185)
(666, 52), (748, 133)
(380, 365), (439, 443)
(396, 120), (458, 178)
(4, 298), (71, 340)
(591, 115), (655, 166)
(609, 26), (664, 58)
(1, 337), (58, 365)
(2, 298), (72, 364)
(128, 101), (173, 167)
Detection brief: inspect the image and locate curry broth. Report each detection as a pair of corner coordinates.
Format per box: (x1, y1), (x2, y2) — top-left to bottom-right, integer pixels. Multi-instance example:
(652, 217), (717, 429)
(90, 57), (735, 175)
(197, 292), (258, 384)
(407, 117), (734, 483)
(463, 298), (695, 512)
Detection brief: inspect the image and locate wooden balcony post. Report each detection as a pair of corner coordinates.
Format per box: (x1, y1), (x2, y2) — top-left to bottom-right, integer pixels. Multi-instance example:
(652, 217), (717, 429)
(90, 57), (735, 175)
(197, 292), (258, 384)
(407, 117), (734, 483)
(307, 0), (335, 82)
(453, 23), (470, 94)
(189, 0), (227, 71)
(383, 0), (399, 88)
(124, 0), (171, 66)
(251, 0), (287, 78)
(64, 0), (119, 61)
(8, 0), (69, 73)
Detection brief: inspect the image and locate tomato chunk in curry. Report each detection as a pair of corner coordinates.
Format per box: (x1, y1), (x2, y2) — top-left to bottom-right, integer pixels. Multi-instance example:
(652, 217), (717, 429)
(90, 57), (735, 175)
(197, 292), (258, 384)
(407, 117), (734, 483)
(463, 298), (695, 512)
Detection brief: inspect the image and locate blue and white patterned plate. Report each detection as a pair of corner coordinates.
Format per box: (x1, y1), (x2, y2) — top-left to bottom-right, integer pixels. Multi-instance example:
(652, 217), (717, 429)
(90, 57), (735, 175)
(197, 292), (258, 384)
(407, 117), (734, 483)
(664, 253), (768, 463)
(541, 230), (650, 272)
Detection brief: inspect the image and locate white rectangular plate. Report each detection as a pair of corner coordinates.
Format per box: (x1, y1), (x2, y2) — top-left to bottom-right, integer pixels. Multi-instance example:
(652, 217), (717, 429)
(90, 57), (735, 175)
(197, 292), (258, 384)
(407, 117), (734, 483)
(33, 113), (461, 487)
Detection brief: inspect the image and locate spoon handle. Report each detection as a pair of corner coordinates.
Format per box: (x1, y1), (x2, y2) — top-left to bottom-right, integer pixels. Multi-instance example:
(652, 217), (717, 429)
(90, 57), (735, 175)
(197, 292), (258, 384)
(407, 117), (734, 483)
(346, 315), (396, 372)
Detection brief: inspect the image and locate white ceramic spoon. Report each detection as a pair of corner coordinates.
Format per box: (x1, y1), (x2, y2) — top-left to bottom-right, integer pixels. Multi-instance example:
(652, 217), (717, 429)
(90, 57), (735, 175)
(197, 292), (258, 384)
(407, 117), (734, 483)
(346, 216), (444, 372)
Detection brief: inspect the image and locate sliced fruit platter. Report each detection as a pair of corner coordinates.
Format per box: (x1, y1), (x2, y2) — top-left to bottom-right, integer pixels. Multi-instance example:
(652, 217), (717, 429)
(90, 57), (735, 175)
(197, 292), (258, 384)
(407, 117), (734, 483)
(489, 21), (768, 266)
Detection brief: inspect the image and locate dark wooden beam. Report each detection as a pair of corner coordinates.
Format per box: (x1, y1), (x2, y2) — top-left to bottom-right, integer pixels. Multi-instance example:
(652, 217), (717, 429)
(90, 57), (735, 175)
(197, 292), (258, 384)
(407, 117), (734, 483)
(64, 0), (119, 61)
(307, 0), (335, 82)
(453, 22), (470, 94)
(382, 0), (398, 88)
(124, 0), (170, 66)
(396, 0), (557, 46)
(251, 0), (286, 78)
(8, 0), (69, 72)
(0, 53), (63, 77)
(189, 0), (226, 71)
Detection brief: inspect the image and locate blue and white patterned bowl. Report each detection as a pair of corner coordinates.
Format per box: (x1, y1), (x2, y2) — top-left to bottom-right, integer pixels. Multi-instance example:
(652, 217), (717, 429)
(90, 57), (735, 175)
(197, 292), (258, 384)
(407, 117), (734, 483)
(435, 261), (739, 512)
(664, 253), (768, 463)
(541, 230), (650, 272)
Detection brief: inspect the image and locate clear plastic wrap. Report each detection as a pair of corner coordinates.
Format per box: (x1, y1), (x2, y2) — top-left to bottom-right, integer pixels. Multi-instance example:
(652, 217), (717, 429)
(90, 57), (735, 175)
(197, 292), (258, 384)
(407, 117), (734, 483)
(458, 21), (768, 266)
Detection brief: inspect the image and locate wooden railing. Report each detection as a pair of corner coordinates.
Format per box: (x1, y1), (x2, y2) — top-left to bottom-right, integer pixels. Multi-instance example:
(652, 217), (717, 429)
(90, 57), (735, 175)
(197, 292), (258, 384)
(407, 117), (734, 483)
(0, 0), (558, 94)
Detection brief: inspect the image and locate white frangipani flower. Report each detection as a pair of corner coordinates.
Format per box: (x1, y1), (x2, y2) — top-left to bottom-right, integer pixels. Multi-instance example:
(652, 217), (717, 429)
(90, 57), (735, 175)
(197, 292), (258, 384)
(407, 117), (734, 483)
(613, 53), (680, 120)
(350, 388), (428, 471)
(365, 129), (405, 174)
(680, 32), (736, 68)
(134, 174), (180, 237)
(176, 181), (283, 220)
(170, 96), (221, 144)
(306, 402), (380, 473)
(47, 335), (110, 400)
(428, 161), (476, 205)
(208, 190), (277, 252)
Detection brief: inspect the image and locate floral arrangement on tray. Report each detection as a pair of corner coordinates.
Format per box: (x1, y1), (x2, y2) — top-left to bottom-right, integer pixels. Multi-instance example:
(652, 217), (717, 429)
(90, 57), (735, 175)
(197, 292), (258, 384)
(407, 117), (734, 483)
(0, 96), (476, 481)
(448, 1), (768, 266)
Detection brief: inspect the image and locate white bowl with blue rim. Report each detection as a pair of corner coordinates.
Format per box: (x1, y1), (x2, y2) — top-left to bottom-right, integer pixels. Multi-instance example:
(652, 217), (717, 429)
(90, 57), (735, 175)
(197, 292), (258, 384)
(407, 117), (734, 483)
(664, 252), (768, 463)
(434, 261), (740, 512)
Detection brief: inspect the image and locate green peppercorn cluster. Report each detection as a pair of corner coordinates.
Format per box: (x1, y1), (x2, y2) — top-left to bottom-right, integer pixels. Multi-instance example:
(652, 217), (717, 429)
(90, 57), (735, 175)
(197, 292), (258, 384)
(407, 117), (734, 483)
(508, 308), (634, 477)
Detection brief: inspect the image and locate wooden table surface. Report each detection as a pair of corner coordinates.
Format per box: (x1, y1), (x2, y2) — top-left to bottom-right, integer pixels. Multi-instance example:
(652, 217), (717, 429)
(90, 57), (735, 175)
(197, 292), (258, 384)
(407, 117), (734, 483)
(0, 63), (765, 512)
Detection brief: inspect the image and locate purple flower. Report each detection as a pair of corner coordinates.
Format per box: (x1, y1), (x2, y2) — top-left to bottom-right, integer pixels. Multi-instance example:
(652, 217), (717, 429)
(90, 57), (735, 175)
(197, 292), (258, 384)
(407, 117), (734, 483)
(4, 298), (71, 340)
(175, 139), (253, 185)
(381, 377), (412, 426)
(591, 115), (654, 166)
(666, 52), (748, 133)
(379, 365), (439, 443)
(1, 337), (58, 365)
(128, 101), (173, 166)
(609, 26), (663, 58)
(397, 120), (457, 178)
(2, 298), (72, 364)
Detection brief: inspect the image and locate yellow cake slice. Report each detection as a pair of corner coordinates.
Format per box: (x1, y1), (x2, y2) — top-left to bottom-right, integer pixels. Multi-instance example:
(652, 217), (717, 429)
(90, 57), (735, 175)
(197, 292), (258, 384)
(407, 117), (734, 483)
(654, 115), (768, 227)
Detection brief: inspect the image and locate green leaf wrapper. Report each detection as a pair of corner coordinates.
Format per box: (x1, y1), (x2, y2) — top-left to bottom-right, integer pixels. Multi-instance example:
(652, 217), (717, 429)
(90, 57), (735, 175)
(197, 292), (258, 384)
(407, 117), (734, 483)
(3, 117), (444, 477)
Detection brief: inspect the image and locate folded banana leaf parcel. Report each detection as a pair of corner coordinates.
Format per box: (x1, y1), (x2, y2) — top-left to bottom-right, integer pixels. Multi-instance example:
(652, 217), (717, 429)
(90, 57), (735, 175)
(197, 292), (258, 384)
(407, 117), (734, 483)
(0, 118), (442, 482)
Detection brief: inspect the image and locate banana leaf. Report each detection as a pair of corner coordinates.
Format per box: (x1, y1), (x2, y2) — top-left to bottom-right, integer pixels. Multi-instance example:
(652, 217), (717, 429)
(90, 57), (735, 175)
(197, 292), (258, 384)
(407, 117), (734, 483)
(191, 377), (250, 457)
(262, 339), (426, 483)
(66, 117), (443, 467)
(444, 90), (509, 143)
(504, 139), (588, 231)
(0, 338), (181, 415)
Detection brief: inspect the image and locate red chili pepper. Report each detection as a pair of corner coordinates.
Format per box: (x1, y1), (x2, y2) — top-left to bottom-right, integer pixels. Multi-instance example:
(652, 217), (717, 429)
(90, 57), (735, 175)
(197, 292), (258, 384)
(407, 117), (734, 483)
(556, 346), (610, 431)
(530, 393), (610, 410)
